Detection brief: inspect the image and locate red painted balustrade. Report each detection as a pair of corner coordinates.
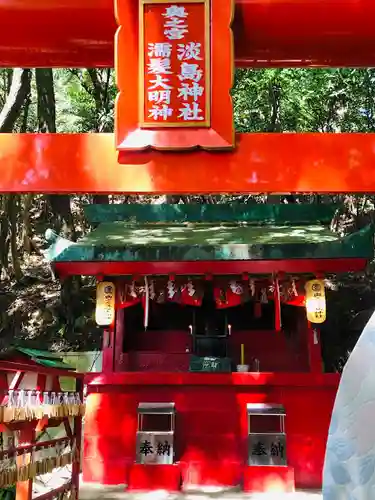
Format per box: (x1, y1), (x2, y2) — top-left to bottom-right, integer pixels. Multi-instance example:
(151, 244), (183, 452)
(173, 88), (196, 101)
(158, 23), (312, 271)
(119, 329), (310, 372)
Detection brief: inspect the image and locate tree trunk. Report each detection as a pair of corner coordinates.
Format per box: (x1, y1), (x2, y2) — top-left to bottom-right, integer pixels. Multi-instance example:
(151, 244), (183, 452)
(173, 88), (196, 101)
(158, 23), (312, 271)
(8, 195), (22, 281)
(87, 69), (103, 116)
(267, 195), (282, 204)
(18, 92), (34, 256)
(165, 195), (182, 204)
(0, 196), (9, 279)
(0, 194), (23, 281)
(267, 81), (281, 133)
(35, 69), (81, 326)
(93, 195), (109, 205)
(87, 69), (113, 132)
(0, 74), (31, 281)
(20, 91), (31, 133)
(35, 69), (76, 240)
(0, 69), (31, 132)
(22, 194), (34, 254)
(266, 81), (284, 203)
(35, 68), (56, 133)
(47, 195), (76, 240)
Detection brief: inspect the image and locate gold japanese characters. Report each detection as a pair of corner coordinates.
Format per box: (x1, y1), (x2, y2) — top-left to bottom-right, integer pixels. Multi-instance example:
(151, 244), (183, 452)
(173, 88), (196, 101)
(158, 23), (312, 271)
(140, 1), (210, 127)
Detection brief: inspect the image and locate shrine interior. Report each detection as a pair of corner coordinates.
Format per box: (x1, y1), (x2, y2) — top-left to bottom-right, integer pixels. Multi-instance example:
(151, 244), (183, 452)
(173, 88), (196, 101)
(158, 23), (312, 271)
(121, 278), (311, 373)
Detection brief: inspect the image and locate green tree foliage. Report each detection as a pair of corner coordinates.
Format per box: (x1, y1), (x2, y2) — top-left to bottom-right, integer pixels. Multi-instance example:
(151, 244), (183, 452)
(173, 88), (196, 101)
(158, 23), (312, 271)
(55, 69), (116, 132)
(233, 68), (375, 132)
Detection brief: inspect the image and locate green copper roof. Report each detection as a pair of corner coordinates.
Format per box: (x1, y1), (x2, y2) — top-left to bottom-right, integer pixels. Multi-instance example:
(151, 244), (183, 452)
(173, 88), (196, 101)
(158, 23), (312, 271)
(0, 347), (74, 370)
(84, 203), (337, 225)
(18, 348), (74, 369)
(46, 220), (374, 263)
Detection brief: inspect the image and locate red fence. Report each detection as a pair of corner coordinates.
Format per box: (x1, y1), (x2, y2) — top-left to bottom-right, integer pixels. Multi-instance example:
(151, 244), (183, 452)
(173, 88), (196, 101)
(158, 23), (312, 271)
(0, 360), (84, 500)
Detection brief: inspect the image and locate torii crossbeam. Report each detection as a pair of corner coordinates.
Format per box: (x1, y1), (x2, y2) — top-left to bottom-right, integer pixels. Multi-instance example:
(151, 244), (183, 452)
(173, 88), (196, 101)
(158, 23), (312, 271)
(1, 0), (375, 194)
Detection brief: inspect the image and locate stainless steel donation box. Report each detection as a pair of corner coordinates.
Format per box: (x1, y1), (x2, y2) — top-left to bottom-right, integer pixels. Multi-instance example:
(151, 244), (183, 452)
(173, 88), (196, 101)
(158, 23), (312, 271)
(247, 403), (287, 467)
(136, 402), (175, 465)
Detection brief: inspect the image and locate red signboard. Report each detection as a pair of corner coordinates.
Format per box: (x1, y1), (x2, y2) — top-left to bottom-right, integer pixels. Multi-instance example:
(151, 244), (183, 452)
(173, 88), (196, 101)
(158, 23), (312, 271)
(115, 0), (234, 150)
(141, 1), (210, 127)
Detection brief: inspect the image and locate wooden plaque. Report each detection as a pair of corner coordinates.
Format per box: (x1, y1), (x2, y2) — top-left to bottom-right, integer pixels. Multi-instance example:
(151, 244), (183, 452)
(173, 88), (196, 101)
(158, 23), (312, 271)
(115, 0), (234, 150)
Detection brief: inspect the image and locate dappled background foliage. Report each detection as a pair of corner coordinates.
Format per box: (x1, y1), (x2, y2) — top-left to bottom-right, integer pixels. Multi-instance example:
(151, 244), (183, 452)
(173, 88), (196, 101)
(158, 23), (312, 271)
(0, 67), (375, 371)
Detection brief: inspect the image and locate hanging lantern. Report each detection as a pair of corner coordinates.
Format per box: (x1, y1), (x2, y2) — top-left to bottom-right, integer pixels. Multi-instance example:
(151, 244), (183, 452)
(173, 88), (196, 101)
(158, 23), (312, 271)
(305, 279), (326, 324)
(95, 281), (116, 326)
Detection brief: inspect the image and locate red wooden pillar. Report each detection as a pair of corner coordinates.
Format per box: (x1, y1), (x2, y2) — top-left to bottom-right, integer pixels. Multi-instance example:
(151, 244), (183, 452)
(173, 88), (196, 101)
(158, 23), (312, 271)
(102, 323), (116, 373)
(36, 374), (46, 392)
(273, 275), (282, 332)
(114, 308), (125, 372)
(307, 322), (323, 373)
(72, 377), (83, 497)
(102, 308), (125, 373)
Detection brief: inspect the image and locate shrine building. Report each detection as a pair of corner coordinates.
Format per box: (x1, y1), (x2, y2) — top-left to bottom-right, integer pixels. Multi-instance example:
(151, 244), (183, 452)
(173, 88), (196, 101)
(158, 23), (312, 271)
(46, 203), (373, 493)
(2, 0), (375, 495)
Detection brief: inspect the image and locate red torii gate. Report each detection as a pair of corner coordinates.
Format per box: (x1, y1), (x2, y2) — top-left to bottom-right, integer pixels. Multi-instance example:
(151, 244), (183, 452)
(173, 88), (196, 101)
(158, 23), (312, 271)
(1, 0), (375, 68)
(0, 0), (375, 194)
(0, 2), (370, 493)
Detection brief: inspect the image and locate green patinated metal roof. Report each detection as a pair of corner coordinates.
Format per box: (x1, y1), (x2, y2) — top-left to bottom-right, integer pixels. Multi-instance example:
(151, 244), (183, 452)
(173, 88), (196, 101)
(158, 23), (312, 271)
(0, 347), (74, 370)
(18, 348), (73, 369)
(45, 209), (375, 263)
(84, 203), (337, 225)
(33, 358), (73, 369)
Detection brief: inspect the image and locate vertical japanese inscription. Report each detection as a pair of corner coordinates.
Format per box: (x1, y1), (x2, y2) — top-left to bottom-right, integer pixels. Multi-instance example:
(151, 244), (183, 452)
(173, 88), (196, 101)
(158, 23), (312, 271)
(140, 0), (210, 127)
